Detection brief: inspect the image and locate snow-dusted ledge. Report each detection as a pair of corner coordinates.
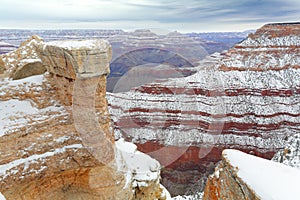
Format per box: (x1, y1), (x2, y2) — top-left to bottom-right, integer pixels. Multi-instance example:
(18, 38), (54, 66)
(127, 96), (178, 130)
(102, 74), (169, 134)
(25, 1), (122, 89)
(223, 149), (300, 200)
(115, 139), (171, 199)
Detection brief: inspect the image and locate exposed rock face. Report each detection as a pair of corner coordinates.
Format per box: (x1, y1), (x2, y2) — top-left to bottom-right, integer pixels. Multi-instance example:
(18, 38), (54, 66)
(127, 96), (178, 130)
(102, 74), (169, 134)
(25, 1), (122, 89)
(109, 29), (207, 63)
(0, 37), (168, 199)
(107, 29), (207, 92)
(203, 149), (300, 200)
(272, 133), (300, 169)
(107, 23), (300, 195)
(203, 150), (260, 200)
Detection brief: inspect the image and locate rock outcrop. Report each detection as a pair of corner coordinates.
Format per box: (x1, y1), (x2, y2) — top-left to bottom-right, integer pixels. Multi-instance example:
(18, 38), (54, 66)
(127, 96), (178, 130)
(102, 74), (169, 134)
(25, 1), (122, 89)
(107, 22), (300, 195)
(0, 37), (168, 199)
(203, 149), (300, 200)
(0, 35), (46, 80)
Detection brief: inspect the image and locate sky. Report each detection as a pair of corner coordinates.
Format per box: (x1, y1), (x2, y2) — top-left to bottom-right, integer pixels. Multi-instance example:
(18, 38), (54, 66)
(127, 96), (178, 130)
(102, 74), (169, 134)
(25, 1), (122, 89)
(0, 0), (299, 32)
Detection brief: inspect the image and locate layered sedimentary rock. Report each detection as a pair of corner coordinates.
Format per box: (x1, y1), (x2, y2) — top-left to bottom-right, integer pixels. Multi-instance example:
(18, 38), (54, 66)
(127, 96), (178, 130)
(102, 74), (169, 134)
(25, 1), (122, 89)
(203, 149), (300, 200)
(107, 30), (207, 92)
(109, 29), (208, 63)
(107, 22), (300, 195)
(0, 37), (168, 199)
(0, 41), (17, 55)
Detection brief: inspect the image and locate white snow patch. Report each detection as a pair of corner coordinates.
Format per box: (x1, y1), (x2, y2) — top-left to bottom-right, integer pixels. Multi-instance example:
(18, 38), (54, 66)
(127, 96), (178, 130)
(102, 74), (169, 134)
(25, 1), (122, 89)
(0, 98), (66, 137)
(0, 144), (83, 178)
(0, 193), (5, 200)
(171, 192), (203, 200)
(1, 74), (44, 87)
(45, 39), (110, 51)
(223, 149), (300, 200)
(115, 139), (160, 188)
(0, 99), (39, 136)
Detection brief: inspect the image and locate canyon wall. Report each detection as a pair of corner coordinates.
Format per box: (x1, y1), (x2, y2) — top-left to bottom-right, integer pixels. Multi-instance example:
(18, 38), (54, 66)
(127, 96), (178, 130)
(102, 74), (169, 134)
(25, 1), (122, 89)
(107, 23), (300, 195)
(0, 37), (168, 199)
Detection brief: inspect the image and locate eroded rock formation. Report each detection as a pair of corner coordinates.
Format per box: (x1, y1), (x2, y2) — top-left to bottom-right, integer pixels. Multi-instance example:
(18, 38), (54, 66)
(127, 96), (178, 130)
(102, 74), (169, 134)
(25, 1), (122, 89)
(0, 37), (168, 199)
(107, 22), (300, 195)
(0, 35), (46, 80)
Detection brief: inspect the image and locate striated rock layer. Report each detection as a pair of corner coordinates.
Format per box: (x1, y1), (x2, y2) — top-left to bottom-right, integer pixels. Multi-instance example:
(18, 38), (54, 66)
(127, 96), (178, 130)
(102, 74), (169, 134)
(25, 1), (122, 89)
(0, 41), (17, 55)
(107, 22), (300, 195)
(0, 37), (168, 199)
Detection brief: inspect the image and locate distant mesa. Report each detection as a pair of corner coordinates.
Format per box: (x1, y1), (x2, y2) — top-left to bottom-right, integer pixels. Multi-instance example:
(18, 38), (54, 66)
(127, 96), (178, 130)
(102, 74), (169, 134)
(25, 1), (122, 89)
(0, 41), (17, 55)
(107, 47), (196, 92)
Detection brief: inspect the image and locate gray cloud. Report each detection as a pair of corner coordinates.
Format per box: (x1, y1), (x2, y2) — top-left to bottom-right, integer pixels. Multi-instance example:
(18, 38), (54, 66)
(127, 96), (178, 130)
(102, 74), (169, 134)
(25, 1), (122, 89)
(0, 0), (299, 31)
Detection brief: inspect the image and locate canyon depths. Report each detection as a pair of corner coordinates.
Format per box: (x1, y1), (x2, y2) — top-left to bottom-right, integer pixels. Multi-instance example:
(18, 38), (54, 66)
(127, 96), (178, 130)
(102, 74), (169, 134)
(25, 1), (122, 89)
(107, 22), (300, 195)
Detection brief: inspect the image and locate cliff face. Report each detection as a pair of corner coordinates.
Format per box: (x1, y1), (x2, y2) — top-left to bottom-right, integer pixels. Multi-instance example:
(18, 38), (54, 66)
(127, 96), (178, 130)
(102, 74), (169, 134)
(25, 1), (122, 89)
(0, 37), (168, 200)
(107, 23), (300, 194)
(203, 149), (300, 200)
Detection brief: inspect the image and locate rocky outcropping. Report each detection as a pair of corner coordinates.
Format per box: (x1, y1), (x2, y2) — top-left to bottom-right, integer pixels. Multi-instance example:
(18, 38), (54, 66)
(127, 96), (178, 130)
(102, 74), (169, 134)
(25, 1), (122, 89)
(107, 22), (300, 195)
(203, 149), (300, 200)
(0, 35), (46, 80)
(0, 37), (168, 199)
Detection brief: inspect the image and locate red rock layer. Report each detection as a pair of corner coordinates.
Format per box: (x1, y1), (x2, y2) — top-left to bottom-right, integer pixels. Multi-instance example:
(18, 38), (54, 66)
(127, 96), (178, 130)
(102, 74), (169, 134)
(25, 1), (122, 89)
(107, 23), (300, 195)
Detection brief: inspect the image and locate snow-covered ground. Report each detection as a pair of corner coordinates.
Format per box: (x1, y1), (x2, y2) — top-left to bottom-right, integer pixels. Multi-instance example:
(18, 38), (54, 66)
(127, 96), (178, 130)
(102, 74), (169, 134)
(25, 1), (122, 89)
(115, 139), (172, 199)
(0, 74), (68, 137)
(115, 139), (161, 187)
(224, 149), (300, 200)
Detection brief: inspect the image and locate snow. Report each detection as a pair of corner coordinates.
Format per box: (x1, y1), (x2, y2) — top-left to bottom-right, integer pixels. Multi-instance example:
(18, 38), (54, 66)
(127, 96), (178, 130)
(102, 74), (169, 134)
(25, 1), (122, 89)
(0, 74), (44, 87)
(171, 193), (203, 200)
(0, 193), (5, 200)
(223, 149), (300, 200)
(0, 144), (83, 178)
(45, 39), (110, 51)
(115, 139), (160, 188)
(0, 98), (66, 137)
(272, 133), (300, 169)
(0, 99), (38, 136)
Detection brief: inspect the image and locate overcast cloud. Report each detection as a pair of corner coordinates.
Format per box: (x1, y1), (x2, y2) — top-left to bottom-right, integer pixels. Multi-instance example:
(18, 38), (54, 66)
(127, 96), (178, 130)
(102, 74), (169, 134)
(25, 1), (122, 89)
(0, 0), (299, 31)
